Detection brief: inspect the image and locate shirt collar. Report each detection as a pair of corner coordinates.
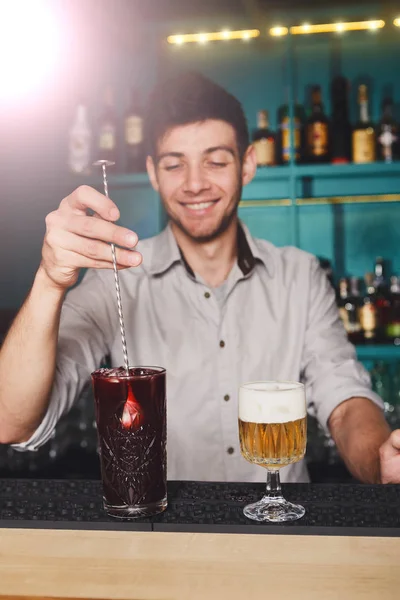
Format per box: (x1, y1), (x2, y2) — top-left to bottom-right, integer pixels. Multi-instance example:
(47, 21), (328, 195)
(148, 221), (269, 277)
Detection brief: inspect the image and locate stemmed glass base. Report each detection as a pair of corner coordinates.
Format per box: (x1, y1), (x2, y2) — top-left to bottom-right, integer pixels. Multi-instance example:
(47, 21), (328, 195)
(243, 496), (305, 523)
(244, 469), (305, 523)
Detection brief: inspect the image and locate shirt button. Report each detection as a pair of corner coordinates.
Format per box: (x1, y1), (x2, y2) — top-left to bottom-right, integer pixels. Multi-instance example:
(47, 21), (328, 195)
(204, 292), (211, 299)
(224, 394), (230, 402)
(227, 447), (235, 455)
(219, 340), (225, 348)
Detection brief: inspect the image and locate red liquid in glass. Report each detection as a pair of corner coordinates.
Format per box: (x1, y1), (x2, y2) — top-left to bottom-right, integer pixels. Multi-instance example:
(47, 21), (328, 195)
(92, 367), (166, 511)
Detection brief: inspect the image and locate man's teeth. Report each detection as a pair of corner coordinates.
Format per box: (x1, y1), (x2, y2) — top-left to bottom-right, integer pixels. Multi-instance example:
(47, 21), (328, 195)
(186, 201), (214, 210)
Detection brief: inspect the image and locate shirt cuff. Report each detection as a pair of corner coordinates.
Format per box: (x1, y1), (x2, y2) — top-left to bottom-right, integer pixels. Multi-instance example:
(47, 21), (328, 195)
(10, 385), (62, 452)
(316, 388), (384, 435)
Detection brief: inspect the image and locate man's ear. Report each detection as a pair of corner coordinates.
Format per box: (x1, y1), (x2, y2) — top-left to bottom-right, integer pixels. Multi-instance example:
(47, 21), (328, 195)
(146, 156), (159, 192)
(241, 144), (257, 186)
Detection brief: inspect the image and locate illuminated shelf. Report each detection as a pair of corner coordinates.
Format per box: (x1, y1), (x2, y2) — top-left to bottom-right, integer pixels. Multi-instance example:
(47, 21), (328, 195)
(68, 162), (400, 187)
(295, 162), (400, 179)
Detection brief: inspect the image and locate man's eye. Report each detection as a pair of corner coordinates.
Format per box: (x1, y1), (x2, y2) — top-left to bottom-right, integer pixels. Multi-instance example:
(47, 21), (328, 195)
(209, 162), (227, 168)
(164, 164), (180, 171)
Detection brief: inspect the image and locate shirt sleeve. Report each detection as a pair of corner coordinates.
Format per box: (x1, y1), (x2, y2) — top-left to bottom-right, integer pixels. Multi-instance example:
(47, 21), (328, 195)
(301, 257), (383, 433)
(11, 269), (117, 452)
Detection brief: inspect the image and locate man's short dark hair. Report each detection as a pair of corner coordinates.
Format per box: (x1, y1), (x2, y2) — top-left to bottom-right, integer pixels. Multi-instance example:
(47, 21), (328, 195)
(144, 71), (249, 161)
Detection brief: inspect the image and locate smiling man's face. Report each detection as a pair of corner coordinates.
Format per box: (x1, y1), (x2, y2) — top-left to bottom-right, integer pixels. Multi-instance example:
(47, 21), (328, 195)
(147, 119), (251, 243)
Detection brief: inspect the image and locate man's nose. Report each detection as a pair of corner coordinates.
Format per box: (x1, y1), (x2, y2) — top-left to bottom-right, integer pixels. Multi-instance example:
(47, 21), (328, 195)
(183, 165), (211, 195)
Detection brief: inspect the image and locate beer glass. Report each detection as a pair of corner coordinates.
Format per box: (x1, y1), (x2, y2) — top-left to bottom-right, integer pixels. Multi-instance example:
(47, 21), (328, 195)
(239, 381), (307, 522)
(92, 366), (167, 519)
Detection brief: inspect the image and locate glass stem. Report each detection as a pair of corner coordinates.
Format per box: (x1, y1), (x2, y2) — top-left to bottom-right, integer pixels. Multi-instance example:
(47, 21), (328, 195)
(265, 470), (284, 501)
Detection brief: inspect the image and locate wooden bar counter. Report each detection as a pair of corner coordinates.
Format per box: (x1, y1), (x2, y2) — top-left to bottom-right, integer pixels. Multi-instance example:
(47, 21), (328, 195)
(1, 480), (400, 599)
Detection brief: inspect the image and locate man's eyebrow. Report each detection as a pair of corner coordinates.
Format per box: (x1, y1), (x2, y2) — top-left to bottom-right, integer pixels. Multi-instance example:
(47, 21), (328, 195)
(156, 151), (184, 163)
(156, 146), (237, 164)
(204, 145), (236, 157)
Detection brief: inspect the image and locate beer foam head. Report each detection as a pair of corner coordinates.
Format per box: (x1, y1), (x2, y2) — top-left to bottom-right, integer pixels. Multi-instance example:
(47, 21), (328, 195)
(239, 381), (306, 424)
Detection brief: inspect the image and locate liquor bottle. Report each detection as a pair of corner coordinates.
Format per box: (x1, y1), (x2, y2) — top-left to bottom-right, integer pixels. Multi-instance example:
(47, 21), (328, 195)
(97, 87), (118, 164)
(277, 101), (305, 164)
(377, 98), (398, 163)
(305, 86), (330, 163)
(68, 101), (92, 174)
(386, 276), (400, 344)
(330, 76), (351, 164)
(125, 88), (145, 173)
(348, 277), (363, 342)
(352, 84), (376, 164)
(373, 257), (390, 341)
(252, 110), (276, 167)
(337, 277), (362, 343)
(359, 273), (378, 342)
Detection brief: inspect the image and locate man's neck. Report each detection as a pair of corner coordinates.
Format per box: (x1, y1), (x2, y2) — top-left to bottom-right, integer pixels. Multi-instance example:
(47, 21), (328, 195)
(171, 219), (238, 288)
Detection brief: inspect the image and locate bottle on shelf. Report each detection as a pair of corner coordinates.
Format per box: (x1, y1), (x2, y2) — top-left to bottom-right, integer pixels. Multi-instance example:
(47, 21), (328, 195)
(97, 86), (118, 164)
(124, 88), (145, 173)
(352, 84), (376, 164)
(359, 273), (379, 342)
(330, 76), (351, 164)
(68, 101), (92, 175)
(277, 99), (305, 164)
(373, 257), (391, 341)
(252, 110), (276, 167)
(377, 97), (398, 163)
(386, 276), (400, 345)
(305, 85), (330, 163)
(337, 277), (362, 343)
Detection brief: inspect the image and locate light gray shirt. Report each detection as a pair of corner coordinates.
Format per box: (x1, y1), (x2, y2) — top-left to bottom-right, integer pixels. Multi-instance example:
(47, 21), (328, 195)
(13, 223), (383, 483)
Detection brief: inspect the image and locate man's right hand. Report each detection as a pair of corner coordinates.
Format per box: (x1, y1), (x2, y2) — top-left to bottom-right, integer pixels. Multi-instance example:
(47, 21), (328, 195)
(40, 185), (142, 290)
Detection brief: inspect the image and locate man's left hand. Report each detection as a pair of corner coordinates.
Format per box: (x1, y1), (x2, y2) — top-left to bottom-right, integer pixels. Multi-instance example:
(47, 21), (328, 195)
(380, 430), (400, 484)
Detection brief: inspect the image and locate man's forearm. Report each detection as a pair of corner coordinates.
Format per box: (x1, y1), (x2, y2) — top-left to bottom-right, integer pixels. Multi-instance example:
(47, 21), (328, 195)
(0, 266), (65, 444)
(328, 397), (391, 484)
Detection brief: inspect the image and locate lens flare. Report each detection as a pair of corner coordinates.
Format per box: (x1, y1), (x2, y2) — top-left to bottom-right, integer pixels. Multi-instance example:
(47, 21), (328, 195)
(0, 0), (59, 102)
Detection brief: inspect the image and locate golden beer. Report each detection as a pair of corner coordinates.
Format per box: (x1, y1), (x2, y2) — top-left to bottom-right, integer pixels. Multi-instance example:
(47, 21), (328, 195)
(239, 416), (307, 469)
(238, 381), (307, 522)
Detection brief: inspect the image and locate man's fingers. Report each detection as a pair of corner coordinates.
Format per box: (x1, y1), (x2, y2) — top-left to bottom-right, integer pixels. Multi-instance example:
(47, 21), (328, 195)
(390, 430), (400, 451)
(46, 230), (142, 268)
(67, 252), (134, 271)
(64, 214), (138, 248)
(60, 186), (120, 221)
(380, 429), (400, 461)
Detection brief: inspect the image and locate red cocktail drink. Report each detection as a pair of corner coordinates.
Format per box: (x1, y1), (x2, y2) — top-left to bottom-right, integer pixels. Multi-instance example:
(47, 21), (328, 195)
(91, 366), (167, 518)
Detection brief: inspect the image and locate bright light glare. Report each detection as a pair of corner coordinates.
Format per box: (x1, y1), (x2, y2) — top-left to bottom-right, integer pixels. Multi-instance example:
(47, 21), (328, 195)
(335, 23), (345, 32)
(222, 30), (230, 39)
(0, 0), (59, 102)
(270, 26), (288, 37)
(198, 33), (208, 44)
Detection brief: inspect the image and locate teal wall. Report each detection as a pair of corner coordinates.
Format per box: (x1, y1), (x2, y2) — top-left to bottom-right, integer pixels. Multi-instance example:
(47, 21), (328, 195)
(2, 3), (400, 310)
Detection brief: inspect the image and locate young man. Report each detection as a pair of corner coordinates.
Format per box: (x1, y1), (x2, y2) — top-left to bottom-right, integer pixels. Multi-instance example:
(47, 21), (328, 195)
(0, 73), (399, 483)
